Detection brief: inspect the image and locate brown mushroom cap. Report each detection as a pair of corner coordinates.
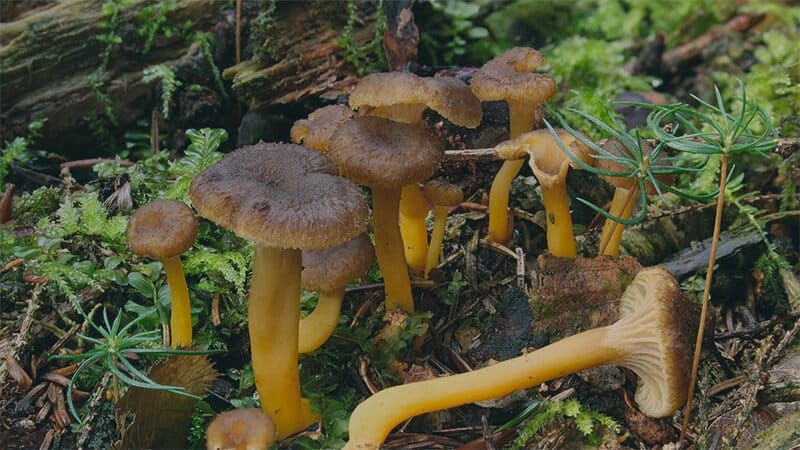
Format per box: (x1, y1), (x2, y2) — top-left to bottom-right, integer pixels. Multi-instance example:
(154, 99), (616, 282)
(494, 128), (595, 189)
(206, 407), (277, 450)
(189, 143), (369, 250)
(301, 233), (375, 293)
(126, 199), (198, 259)
(327, 116), (444, 189)
(470, 47), (556, 104)
(423, 179), (463, 206)
(596, 138), (675, 194)
(290, 105), (355, 152)
(349, 72), (482, 128)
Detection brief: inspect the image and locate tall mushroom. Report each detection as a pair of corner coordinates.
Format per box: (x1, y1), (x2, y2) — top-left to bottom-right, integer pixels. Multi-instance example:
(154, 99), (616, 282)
(470, 47), (557, 243)
(299, 233), (375, 353)
(126, 199), (198, 348)
(348, 72), (482, 276)
(494, 128), (595, 257)
(596, 138), (675, 256)
(328, 115), (443, 312)
(344, 266), (698, 449)
(190, 143), (369, 438)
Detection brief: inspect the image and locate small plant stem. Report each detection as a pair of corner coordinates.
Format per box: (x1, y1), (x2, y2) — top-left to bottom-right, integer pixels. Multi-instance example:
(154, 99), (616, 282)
(599, 187), (638, 256)
(681, 153), (729, 440)
(425, 205), (449, 278)
(235, 0), (242, 64)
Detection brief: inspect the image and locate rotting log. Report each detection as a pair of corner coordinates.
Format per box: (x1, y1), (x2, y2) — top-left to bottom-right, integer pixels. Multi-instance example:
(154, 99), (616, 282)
(0, 0), (225, 156)
(223, 1), (381, 110)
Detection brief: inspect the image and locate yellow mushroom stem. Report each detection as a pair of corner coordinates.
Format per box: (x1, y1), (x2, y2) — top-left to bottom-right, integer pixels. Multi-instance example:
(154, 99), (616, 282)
(599, 186), (639, 256)
(249, 243), (318, 438)
(539, 180), (577, 257)
(346, 324), (623, 448)
(161, 256), (192, 348)
(298, 286), (345, 353)
(486, 98), (537, 243)
(372, 187), (415, 312)
(424, 205), (450, 278)
(399, 184), (430, 277)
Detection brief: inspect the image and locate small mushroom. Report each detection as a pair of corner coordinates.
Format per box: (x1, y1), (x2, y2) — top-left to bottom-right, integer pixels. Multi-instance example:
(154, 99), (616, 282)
(126, 199), (198, 348)
(206, 408), (277, 450)
(190, 143), (369, 438)
(328, 116), (443, 312)
(290, 104), (355, 152)
(470, 47), (557, 243)
(299, 233), (375, 353)
(344, 266), (698, 449)
(422, 179), (463, 279)
(596, 138), (675, 256)
(494, 128), (595, 257)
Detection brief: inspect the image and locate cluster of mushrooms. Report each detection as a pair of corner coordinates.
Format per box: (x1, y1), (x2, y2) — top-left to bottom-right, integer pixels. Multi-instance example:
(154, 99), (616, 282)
(124, 47), (698, 449)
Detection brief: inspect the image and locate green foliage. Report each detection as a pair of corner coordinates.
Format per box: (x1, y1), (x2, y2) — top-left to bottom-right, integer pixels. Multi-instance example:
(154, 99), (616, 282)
(143, 64), (182, 119)
(418, 0), (497, 66)
(1, 114), (46, 191)
(51, 306), (221, 422)
(512, 398), (620, 448)
(338, 0), (387, 76)
(165, 128), (228, 201)
(136, 0), (177, 53)
(192, 32), (229, 102)
(184, 249), (249, 298)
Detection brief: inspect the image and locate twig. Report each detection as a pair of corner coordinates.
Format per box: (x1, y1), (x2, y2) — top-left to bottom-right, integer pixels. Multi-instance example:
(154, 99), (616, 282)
(76, 372), (112, 450)
(0, 183), (15, 224)
(714, 310), (800, 340)
(661, 14), (762, 68)
(59, 159), (134, 176)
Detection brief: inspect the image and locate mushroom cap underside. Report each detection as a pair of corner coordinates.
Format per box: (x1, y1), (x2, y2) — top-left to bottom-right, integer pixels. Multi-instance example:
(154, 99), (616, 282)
(609, 266), (698, 417)
(424, 179), (464, 206)
(327, 116), (444, 190)
(206, 408), (277, 450)
(189, 143), (369, 250)
(126, 199), (198, 259)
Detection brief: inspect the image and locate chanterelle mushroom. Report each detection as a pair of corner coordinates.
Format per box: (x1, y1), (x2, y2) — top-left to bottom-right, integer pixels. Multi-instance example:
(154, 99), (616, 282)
(494, 128), (595, 257)
(206, 408), (276, 450)
(328, 115), (443, 312)
(344, 266), (697, 449)
(126, 199), (198, 348)
(471, 47), (557, 243)
(299, 233), (375, 353)
(190, 143), (369, 438)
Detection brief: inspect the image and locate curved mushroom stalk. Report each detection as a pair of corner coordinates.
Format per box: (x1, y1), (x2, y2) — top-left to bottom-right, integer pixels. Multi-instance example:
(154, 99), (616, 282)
(298, 287), (345, 353)
(344, 267), (697, 449)
(250, 244), (318, 438)
(423, 180), (463, 279)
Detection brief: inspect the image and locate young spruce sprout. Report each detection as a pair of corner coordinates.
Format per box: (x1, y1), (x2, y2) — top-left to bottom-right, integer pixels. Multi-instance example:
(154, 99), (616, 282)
(51, 305), (221, 423)
(641, 80), (778, 439)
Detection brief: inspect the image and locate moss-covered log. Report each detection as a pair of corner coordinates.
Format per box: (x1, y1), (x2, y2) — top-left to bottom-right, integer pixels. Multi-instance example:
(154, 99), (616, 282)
(224, 1), (382, 110)
(0, 0), (225, 155)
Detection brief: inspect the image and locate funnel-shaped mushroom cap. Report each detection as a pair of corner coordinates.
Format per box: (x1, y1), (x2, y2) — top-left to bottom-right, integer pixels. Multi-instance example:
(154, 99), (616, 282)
(596, 138), (675, 194)
(349, 72), (482, 128)
(302, 233), (375, 293)
(189, 143), (369, 250)
(423, 179), (463, 206)
(206, 407), (277, 450)
(327, 116), (444, 189)
(608, 266), (696, 417)
(127, 199), (198, 259)
(494, 128), (595, 189)
(290, 105), (355, 152)
(470, 47), (556, 104)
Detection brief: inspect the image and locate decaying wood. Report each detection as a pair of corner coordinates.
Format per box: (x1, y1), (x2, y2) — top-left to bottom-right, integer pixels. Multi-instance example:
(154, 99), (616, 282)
(0, 0), (225, 153)
(223, 1), (381, 109)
